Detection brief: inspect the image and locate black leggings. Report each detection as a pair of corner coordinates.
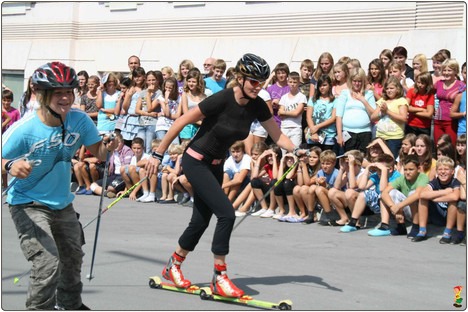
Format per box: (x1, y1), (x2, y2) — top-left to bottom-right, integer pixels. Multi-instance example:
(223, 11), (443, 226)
(177, 153), (235, 256)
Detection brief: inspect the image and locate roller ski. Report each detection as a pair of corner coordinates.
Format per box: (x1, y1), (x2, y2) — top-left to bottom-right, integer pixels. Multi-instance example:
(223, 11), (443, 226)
(201, 263), (292, 310)
(199, 287), (293, 310)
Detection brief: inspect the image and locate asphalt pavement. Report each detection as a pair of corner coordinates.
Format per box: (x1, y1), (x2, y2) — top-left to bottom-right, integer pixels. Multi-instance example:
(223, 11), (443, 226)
(1, 192), (466, 310)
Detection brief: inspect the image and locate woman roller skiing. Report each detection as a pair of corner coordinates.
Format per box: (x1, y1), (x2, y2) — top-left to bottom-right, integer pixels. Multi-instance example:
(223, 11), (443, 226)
(146, 53), (302, 297)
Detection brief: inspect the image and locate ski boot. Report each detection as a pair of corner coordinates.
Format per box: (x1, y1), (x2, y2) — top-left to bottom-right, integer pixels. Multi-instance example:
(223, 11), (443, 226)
(161, 252), (191, 288)
(210, 263), (245, 298)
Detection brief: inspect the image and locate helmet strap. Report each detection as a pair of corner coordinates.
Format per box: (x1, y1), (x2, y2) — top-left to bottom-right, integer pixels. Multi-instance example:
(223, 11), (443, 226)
(240, 80), (254, 101)
(45, 105), (66, 142)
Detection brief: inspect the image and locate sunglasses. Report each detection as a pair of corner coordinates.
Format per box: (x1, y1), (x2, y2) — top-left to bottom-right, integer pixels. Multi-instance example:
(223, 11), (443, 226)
(246, 77), (266, 88)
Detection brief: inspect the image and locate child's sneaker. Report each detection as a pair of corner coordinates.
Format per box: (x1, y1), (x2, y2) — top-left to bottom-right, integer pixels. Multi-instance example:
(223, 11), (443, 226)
(260, 209), (275, 218)
(340, 224), (358, 233)
(211, 264), (244, 298)
(251, 208), (267, 216)
(162, 252), (191, 288)
(368, 228), (391, 237)
(235, 211), (247, 217)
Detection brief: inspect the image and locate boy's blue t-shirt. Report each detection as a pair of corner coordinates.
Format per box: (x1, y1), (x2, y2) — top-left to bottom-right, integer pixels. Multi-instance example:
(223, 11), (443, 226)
(317, 168), (339, 187)
(369, 170), (401, 195)
(204, 77), (226, 94)
(2, 109), (101, 209)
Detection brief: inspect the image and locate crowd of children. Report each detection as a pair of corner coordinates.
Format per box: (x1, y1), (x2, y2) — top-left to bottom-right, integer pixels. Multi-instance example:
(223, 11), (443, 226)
(2, 46), (466, 244)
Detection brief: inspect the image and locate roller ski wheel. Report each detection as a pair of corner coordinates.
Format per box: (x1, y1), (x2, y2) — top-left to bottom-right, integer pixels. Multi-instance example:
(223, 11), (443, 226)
(149, 276), (162, 289)
(278, 300), (293, 310)
(199, 287), (212, 300)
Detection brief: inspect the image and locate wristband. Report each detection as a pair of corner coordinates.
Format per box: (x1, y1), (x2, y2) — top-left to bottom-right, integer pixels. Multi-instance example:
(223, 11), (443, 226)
(293, 147), (300, 157)
(151, 151), (164, 162)
(4, 160), (14, 173)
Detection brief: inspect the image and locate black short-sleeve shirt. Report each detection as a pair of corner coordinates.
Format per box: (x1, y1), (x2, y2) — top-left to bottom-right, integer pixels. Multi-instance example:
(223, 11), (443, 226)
(189, 88), (272, 159)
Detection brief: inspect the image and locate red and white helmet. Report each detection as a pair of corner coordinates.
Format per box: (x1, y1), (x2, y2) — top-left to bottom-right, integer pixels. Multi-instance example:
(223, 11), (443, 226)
(32, 61), (78, 90)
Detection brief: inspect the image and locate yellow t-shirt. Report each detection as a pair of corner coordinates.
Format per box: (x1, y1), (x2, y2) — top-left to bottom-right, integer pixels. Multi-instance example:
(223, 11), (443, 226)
(376, 97), (408, 140)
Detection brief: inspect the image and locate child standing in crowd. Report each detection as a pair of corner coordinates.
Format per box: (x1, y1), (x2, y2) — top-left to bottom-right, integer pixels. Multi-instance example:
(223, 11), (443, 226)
(266, 63), (290, 128)
(379, 49), (393, 77)
(332, 61), (349, 97)
(80, 75), (100, 123)
(96, 72), (120, 135)
(367, 58), (386, 101)
(388, 61), (414, 94)
(278, 71), (307, 152)
(450, 87), (466, 138)
(405, 71), (435, 136)
(161, 66), (175, 80)
(335, 68), (376, 153)
(136, 70), (162, 153)
(368, 155), (429, 237)
(453, 169), (466, 244)
(176, 59), (194, 95)
(2, 89), (20, 132)
(120, 137), (152, 201)
(121, 67), (147, 146)
(415, 156), (461, 243)
(222, 141), (252, 202)
(299, 59), (314, 144)
(178, 68), (206, 144)
(293, 146), (322, 224)
(204, 59), (227, 94)
(19, 76), (39, 118)
(114, 77), (132, 134)
(371, 76), (408, 159)
(156, 77), (180, 144)
(305, 74), (337, 151)
(455, 134), (466, 173)
(310, 52), (334, 99)
(433, 59), (466, 145)
(73, 70), (88, 109)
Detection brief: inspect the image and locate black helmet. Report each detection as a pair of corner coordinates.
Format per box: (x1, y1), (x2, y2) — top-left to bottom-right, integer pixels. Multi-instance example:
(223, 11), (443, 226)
(32, 62), (79, 90)
(236, 53), (270, 80)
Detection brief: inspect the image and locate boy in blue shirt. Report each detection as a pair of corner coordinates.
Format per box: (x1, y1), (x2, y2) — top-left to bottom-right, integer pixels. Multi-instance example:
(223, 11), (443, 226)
(313, 150), (340, 225)
(204, 59), (226, 94)
(1, 62), (115, 310)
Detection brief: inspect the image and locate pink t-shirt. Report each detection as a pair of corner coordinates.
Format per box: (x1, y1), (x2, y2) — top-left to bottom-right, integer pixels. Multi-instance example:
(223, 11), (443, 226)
(435, 80), (466, 121)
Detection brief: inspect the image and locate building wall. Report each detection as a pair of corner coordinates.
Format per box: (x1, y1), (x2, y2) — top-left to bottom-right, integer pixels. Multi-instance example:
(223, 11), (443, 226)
(2, 1), (466, 90)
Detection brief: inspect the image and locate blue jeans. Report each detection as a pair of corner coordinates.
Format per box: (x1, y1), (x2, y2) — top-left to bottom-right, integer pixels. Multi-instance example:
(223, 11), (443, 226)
(385, 139), (402, 159)
(137, 125), (155, 153)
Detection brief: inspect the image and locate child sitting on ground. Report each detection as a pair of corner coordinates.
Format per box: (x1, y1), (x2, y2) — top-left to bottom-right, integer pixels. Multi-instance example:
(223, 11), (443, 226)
(312, 150), (339, 225)
(159, 144), (184, 204)
(120, 137), (153, 202)
(222, 141), (252, 202)
(414, 156), (461, 243)
(328, 150), (365, 226)
(368, 155), (429, 237)
(340, 153), (401, 233)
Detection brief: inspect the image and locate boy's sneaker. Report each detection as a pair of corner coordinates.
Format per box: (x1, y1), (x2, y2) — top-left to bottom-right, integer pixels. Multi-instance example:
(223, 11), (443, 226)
(406, 225), (420, 239)
(84, 189), (93, 195)
(75, 187), (87, 195)
(178, 196), (191, 205)
(368, 228), (391, 237)
(136, 194), (148, 202)
(235, 211), (246, 217)
(251, 208), (267, 216)
(411, 234), (428, 242)
(141, 194), (155, 203)
(260, 210), (275, 218)
(451, 233), (465, 245)
(439, 235), (452, 244)
(272, 213), (284, 220)
(302, 214), (315, 224)
(340, 224), (358, 233)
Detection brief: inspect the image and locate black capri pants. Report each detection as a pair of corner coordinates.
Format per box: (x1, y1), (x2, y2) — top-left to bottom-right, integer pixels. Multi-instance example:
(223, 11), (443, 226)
(273, 178), (296, 196)
(177, 153), (235, 256)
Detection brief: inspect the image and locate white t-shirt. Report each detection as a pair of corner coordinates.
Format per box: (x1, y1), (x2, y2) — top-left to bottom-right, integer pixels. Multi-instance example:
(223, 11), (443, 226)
(223, 154), (252, 174)
(130, 153), (150, 167)
(279, 92), (307, 128)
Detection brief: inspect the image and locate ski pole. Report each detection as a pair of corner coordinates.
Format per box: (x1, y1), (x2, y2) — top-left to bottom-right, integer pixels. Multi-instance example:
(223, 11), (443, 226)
(82, 177), (148, 230)
(233, 159), (299, 231)
(87, 145), (112, 281)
